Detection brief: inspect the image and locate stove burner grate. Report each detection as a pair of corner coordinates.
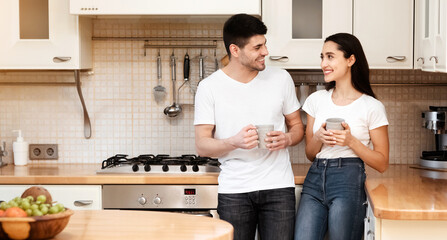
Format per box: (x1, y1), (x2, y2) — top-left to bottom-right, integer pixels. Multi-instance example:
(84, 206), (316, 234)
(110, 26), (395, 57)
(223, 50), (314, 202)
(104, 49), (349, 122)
(101, 154), (219, 170)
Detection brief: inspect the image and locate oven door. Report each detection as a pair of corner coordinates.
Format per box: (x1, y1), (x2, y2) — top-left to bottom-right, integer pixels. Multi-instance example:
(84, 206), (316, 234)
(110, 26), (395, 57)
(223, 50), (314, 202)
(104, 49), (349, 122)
(102, 185), (219, 218)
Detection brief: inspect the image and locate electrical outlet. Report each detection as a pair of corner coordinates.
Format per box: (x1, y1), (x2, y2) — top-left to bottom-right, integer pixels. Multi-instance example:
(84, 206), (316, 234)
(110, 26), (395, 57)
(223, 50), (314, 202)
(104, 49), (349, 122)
(29, 144), (58, 160)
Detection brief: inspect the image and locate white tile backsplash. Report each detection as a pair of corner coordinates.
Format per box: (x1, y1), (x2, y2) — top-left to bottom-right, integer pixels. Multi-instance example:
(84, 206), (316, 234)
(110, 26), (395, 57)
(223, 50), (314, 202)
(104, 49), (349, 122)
(0, 19), (447, 166)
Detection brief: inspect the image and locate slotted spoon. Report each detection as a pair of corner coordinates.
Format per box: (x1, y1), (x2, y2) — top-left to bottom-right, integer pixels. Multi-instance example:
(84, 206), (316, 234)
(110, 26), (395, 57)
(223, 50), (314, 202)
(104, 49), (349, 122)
(153, 51), (166, 101)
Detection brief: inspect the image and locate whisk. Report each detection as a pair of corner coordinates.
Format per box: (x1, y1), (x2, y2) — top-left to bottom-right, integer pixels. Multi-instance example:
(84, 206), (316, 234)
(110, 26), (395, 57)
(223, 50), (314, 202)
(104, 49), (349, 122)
(188, 49), (220, 95)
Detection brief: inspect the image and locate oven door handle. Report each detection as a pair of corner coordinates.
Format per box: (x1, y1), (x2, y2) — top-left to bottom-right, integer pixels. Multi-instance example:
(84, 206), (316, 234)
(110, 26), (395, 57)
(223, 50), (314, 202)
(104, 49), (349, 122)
(74, 200), (94, 206)
(192, 212), (213, 217)
(181, 211), (214, 218)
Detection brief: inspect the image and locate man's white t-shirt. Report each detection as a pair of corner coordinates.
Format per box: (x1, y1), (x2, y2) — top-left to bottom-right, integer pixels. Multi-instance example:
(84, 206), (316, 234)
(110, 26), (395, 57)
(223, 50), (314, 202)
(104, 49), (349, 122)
(194, 66), (300, 194)
(302, 89), (389, 159)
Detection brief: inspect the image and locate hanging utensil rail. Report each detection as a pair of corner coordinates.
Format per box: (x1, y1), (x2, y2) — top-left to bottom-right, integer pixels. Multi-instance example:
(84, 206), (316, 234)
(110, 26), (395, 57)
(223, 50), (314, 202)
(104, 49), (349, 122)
(92, 37), (220, 56)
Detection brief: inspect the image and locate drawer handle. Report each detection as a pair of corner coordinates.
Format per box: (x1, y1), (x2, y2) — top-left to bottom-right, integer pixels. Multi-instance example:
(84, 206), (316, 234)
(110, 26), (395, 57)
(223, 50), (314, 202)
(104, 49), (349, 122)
(53, 56), (72, 63)
(74, 200), (93, 206)
(367, 230), (375, 238)
(386, 56), (406, 62)
(269, 56), (289, 62)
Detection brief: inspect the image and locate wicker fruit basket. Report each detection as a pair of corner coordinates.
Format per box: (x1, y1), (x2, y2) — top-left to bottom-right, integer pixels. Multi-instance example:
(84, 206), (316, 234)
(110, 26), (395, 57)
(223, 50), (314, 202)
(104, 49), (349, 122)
(0, 208), (74, 240)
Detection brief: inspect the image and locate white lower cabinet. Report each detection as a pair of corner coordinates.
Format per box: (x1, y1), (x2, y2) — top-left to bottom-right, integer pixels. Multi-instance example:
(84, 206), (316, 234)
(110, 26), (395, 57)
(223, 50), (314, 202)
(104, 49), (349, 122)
(0, 185), (102, 210)
(295, 185), (303, 211)
(364, 200), (376, 240)
(365, 200), (447, 240)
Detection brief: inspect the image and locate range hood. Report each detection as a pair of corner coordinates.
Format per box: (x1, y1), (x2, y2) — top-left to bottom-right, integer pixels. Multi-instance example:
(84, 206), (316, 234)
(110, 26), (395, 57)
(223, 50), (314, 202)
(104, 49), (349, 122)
(70, 0), (261, 16)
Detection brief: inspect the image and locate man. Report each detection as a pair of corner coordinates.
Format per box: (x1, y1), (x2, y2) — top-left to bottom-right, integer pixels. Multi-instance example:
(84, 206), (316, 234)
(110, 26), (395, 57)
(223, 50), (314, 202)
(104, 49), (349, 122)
(194, 14), (304, 240)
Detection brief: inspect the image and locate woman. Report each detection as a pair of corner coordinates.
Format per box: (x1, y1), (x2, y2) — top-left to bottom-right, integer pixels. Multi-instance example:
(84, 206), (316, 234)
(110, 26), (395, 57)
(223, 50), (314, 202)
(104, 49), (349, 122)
(294, 33), (389, 240)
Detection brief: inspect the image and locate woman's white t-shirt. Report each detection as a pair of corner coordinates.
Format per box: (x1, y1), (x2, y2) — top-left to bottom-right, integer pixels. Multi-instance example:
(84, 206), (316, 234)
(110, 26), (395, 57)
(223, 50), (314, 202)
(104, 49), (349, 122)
(302, 89), (388, 159)
(194, 67), (300, 194)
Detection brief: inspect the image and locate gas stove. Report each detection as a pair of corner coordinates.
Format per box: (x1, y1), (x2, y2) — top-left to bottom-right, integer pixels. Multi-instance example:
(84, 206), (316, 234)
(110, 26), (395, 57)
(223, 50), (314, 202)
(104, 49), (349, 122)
(96, 154), (220, 174)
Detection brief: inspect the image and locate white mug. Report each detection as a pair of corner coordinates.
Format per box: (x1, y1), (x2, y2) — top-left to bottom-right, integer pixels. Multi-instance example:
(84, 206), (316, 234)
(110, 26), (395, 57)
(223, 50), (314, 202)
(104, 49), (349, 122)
(255, 124), (274, 149)
(325, 118), (345, 130)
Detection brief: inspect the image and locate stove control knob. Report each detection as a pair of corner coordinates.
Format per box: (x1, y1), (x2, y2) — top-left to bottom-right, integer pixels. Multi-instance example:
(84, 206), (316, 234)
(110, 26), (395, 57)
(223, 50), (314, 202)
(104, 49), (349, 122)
(180, 164), (187, 172)
(138, 196), (147, 205)
(132, 164), (139, 172)
(153, 196), (162, 205)
(162, 164), (169, 172)
(144, 164), (151, 172)
(192, 164), (199, 172)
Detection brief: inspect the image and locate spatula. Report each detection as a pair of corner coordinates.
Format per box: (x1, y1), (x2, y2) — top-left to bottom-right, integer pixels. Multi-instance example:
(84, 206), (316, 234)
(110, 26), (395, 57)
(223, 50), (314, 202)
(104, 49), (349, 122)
(153, 51), (166, 101)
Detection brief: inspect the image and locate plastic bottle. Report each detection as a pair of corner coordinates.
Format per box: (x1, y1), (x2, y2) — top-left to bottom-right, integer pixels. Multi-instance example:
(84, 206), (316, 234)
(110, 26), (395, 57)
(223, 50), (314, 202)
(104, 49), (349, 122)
(12, 130), (29, 166)
(299, 83), (309, 105)
(316, 82), (325, 91)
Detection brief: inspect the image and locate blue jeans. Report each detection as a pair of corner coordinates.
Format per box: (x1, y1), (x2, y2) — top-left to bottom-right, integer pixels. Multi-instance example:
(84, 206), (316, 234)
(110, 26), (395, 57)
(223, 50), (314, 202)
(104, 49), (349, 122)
(218, 187), (296, 240)
(294, 158), (366, 240)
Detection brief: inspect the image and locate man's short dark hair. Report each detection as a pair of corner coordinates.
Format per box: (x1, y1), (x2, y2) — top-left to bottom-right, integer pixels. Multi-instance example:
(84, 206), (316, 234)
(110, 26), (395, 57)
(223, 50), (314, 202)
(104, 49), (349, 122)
(223, 14), (267, 57)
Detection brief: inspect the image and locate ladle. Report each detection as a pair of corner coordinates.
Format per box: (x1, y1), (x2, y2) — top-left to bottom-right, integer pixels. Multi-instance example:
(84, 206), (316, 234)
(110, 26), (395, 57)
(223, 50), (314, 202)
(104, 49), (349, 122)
(164, 52), (182, 117)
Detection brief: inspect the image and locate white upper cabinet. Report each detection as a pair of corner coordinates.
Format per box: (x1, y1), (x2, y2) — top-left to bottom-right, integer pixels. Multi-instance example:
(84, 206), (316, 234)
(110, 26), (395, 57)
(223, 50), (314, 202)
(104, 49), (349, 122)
(415, 0), (447, 72)
(263, 0), (352, 69)
(0, 0), (92, 69)
(353, 0), (414, 69)
(69, 0), (261, 16)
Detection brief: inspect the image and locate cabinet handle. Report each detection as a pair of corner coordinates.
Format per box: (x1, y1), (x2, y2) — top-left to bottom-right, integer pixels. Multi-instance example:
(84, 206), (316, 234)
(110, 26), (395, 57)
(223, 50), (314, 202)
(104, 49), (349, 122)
(417, 57), (425, 64)
(386, 56), (406, 63)
(53, 56), (72, 63)
(74, 200), (93, 206)
(269, 56), (289, 62)
(367, 230), (375, 239)
(429, 56), (438, 64)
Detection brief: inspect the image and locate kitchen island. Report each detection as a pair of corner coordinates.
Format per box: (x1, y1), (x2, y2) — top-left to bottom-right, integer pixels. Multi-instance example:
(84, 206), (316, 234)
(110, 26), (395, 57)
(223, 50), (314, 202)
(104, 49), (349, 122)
(51, 210), (233, 240)
(363, 165), (447, 240)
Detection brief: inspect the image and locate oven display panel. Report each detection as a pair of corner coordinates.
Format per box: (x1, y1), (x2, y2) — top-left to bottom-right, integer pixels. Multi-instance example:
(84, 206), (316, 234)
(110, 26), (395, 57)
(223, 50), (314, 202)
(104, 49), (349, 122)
(184, 189), (196, 195)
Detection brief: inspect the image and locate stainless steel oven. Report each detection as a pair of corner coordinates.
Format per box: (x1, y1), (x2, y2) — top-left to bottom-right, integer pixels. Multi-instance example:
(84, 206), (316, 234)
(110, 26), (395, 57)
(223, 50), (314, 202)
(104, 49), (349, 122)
(98, 155), (220, 218)
(102, 185), (219, 218)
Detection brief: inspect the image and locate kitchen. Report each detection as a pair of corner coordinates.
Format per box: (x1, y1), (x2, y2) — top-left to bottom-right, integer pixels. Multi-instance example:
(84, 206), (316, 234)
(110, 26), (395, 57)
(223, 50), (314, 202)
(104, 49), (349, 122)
(0, 0), (447, 239)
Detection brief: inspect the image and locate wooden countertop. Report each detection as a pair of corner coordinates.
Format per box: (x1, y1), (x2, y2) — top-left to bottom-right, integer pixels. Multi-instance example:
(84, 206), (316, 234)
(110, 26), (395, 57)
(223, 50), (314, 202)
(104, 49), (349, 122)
(0, 164), (220, 185)
(365, 165), (447, 220)
(0, 163), (310, 185)
(53, 210), (233, 240)
(2, 163), (447, 220)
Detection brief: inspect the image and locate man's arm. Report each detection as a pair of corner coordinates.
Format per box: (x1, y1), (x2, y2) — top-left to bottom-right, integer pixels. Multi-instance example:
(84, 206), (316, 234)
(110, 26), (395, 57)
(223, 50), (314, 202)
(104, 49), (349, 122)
(265, 110), (305, 151)
(195, 124), (259, 157)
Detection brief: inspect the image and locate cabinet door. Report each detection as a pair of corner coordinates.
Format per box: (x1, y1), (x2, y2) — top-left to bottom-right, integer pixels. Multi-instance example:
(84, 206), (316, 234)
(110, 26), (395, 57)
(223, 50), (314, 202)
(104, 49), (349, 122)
(263, 0), (352, 69)
(364, 200), (378, 240)
(354, 0), (413, 69)
(417, 0), (437, 71)
(415, 0), (447, 72)
(294, 185), (302, 211)
(70, 0), (261, 15)
(434, 0), (447, 72)
(0, 0), (88, 69)
(0, 185), (102, 210)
